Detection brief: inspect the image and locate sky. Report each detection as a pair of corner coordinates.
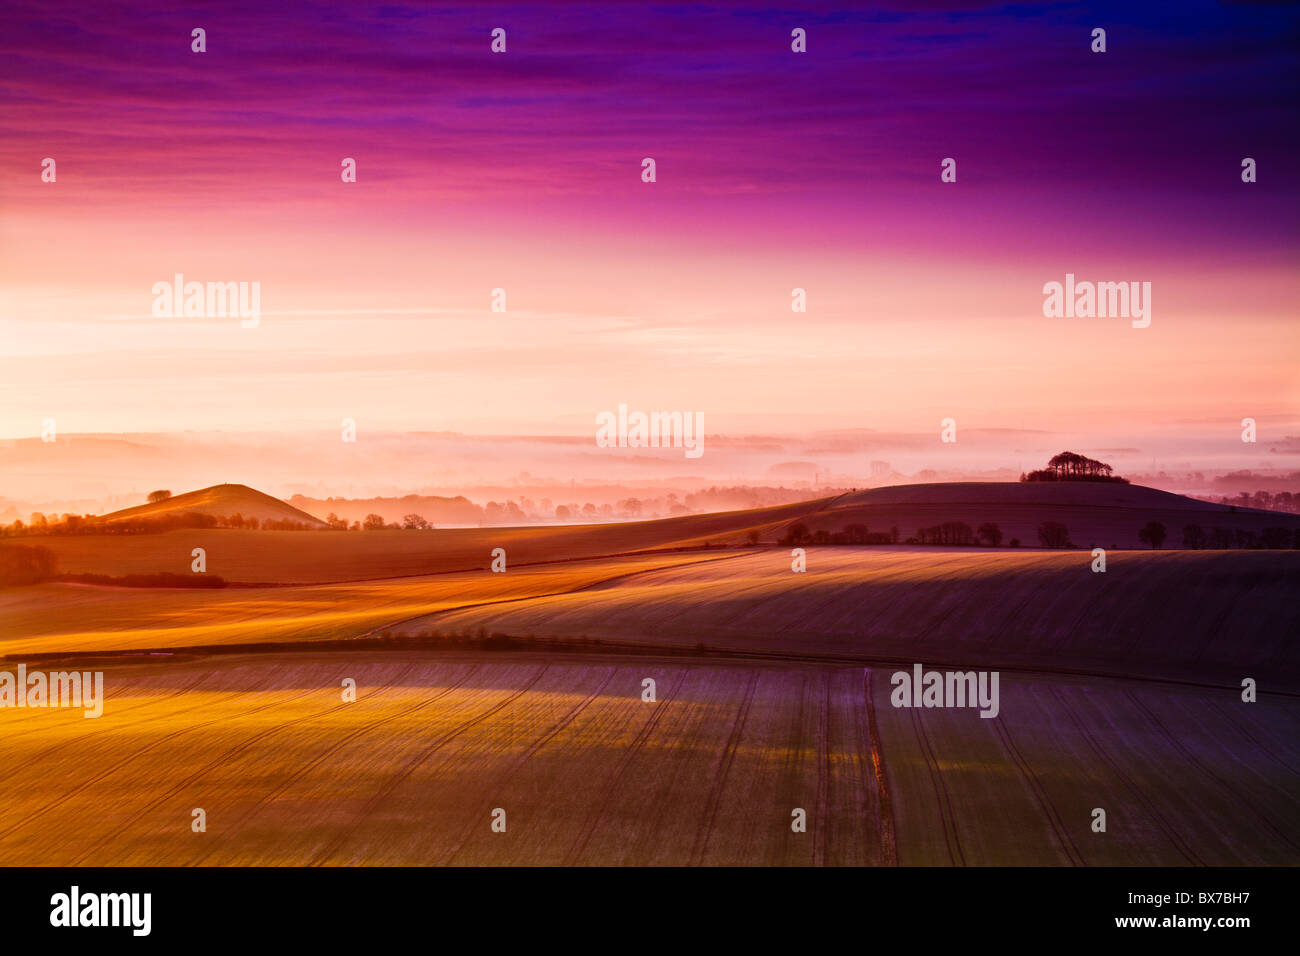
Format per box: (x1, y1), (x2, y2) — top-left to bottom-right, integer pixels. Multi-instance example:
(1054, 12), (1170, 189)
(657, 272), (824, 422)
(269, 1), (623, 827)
(1, 1), (1297, 485)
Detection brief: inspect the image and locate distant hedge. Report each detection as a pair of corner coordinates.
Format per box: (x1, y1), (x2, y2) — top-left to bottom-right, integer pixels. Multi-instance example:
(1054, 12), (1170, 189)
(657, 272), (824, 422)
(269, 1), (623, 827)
(56, 572), (227, 588)
(0, 544), (58, 586)
(3, 511), (321, 537)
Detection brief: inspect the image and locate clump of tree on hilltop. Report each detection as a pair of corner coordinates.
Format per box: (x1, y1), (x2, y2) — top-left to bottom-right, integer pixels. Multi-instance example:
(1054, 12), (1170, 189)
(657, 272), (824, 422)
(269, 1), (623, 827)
(1021, 451), (1129, 484)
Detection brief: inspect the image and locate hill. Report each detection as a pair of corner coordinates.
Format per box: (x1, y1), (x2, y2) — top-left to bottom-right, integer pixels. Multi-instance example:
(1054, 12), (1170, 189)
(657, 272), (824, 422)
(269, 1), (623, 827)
(387, 548), (1300, 687)
(17, 479), (1300, 584)
(96, 483), (328, 529)
(792, 481), (1300, 549)
(5, 481), (1298, 867)
(26, 496), (826, 583)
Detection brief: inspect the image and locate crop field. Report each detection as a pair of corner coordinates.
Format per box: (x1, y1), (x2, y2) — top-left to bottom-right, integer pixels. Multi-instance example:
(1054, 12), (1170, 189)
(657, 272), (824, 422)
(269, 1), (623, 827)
(10, 547), (1297, 685)
(0, 650), (1294, 866)
(803, 482), (1300, 551)
(24, 498), (817, 584)
(3, 494), (1297, 866)
(0, 550), (743, 656)
(25, 481), (1298, 585)
(381, 548), (1300, 687)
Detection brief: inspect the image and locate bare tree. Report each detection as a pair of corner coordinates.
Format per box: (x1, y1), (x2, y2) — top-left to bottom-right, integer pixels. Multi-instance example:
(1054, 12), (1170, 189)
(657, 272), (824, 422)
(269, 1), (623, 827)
(1037, 521), (1070, 548)
(1138, 521), (1167, 549)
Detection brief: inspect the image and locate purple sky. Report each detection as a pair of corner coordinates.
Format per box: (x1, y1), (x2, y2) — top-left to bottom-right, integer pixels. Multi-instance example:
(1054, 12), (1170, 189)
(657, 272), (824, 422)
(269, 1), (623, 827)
(0, 1), (1296, 490)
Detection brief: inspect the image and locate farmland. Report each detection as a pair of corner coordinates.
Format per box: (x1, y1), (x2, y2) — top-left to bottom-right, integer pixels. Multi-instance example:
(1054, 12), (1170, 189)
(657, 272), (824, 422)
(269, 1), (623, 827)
(0, 650), (1293, 866)
(22, 500), (812, 584)
(7, 547), (1297, 687)
(0, 550), (741, 656)
(2, 483), (1297, 866)
(19, 480), (1300, 585)
(380, 548), (1300, 688)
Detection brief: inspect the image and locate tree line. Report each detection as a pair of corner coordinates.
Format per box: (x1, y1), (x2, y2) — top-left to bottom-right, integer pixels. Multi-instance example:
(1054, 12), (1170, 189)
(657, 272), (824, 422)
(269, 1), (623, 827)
(1204, 491), (1300, 514)
(0, 544), (231, 588)
(2, 511), (320, 537)
(777, 519), (1299, 550)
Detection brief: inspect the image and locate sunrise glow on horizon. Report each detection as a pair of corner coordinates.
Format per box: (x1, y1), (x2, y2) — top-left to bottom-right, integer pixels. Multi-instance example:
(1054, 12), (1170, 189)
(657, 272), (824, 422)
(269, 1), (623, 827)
(1, 1), (1297, 451)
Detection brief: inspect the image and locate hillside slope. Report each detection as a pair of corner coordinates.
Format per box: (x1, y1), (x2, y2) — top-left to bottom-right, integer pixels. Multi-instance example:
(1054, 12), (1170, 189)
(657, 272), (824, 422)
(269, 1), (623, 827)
(21, 480), (1300, 584)
(381, 548), (1300, 687)
(31, 495), (839, 583)
(792, 481), (1300, 549)
(96, 483), (328, 528)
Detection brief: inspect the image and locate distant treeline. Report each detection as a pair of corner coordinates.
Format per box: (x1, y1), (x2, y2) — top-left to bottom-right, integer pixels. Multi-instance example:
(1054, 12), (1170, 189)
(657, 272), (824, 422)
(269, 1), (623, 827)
(784, 521), (1019, 547)
(1209, 471), (1300, 494)
(686, 485), (850, 512)
(58, 571), (228, 588)
(780, 523), (898, 546)
(1021, 451), (1129, 484)
(1180, 524), (1299, 550)
(0, 543), (58, 585)
(780, 519), (1300, 550)
(1, 511), (320, 537)
(915, 522), (1008, 546)
(0, 543), (230, 588)
(298, 485), (852, 528)
(1201, 491), (1300, 514)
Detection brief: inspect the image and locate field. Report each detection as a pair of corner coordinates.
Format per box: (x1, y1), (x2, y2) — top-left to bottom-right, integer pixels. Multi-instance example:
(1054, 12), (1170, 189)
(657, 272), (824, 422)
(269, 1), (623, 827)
(380, 548), (1300, 686)
(806, 482), (1300, 550)
(26, 480), (1300, 584)
(0, 650), (1294, 866)
(0, 551), (741, 656)
(27, 499), (816, 583)
(3, 483), (1298, 866)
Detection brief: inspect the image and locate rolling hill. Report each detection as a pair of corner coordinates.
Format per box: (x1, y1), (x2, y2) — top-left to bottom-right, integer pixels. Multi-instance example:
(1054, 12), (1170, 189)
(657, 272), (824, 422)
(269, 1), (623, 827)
(95, 483), (328, 529)
(14, 479), (1299, 585)
(792, 481), (1300, 549)
(4, 480), (1298, 867)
